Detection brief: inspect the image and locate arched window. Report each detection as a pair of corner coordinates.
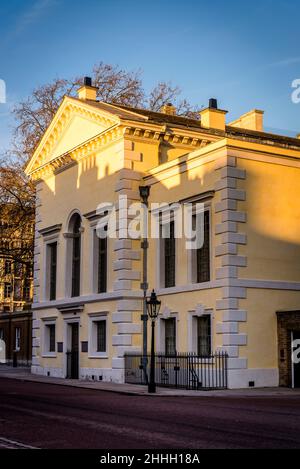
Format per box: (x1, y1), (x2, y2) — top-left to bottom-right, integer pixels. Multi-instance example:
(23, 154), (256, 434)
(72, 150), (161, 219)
(69, 213), (82, 297)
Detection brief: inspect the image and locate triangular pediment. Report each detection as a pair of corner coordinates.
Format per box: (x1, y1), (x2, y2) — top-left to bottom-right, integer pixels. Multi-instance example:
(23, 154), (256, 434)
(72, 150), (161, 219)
(25, 96), (120, 175)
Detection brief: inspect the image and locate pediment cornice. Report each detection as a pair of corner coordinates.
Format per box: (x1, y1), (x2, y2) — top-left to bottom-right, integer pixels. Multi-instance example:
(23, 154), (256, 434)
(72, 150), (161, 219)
(26, 96), (120, 176)
(30, 123), (124, 181)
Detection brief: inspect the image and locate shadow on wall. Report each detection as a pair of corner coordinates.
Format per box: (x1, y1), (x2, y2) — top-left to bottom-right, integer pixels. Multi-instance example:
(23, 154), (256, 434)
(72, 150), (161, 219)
(243, 165), (300, 282)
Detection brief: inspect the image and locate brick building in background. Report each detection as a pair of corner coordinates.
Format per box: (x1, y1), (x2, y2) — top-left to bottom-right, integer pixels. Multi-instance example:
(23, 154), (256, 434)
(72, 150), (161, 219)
(0, 220), (33, 366)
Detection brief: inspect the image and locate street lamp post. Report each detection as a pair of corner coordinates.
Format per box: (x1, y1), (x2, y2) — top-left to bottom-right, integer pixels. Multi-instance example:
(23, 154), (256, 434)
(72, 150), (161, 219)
(146, 289), (161, 393)
(139, 185), (150, 384)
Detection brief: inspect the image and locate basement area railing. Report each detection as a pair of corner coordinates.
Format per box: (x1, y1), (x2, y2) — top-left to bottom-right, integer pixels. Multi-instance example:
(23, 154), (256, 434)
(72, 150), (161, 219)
(124, 352), (228, 390)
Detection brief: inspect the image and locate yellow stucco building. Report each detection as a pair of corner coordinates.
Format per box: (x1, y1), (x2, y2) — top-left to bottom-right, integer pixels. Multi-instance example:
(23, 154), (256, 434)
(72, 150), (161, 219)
(25, 78), (300, 389)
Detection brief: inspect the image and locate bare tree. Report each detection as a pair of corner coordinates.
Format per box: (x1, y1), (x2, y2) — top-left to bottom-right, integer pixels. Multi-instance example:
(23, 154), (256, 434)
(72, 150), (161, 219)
(12, 62), (198, 162)
(0, 161), (35, 268)
(92, 62), (144, 107)
(147, 81), (200, 118)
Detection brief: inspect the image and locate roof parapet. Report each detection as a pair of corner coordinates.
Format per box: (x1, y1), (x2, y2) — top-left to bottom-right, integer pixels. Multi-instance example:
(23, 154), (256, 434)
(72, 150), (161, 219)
(229, 109), (264, 132)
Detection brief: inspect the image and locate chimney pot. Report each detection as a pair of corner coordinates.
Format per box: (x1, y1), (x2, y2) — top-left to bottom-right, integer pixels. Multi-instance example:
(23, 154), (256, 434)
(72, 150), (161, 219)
(209, 98), (218, 109)
(160, 103), (176, 115)
(77, 76), (98, 101)
(200, 98), (227, 130)
(84, 76), (92, 87)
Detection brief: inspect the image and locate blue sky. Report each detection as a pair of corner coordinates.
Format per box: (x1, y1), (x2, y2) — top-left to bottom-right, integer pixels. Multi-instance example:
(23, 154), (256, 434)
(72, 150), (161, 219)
(1, 0), (300, 152)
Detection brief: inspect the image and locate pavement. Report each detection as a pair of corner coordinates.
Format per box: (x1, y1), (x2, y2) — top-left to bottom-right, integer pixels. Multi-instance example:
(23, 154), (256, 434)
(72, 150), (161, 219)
(1, 376), (300, 448)
(1, 364), (300, 397)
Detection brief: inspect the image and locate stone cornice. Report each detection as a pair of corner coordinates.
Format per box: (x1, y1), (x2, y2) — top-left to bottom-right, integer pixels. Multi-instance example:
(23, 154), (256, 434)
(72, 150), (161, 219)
(83, 209), (109, 222)
(38, 223), (62, 237)
(27, 96), (300, 183)
(179, 190), (215, 204)
(58, 304), (84, 314)
(29, 120), (220, 181)
(123, 122), (219, 149)
(32, 291), (143, 310)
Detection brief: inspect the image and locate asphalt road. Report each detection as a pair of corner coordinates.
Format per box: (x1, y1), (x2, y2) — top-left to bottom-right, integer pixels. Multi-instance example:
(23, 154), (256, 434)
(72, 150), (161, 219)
(0, 377), (300, 449)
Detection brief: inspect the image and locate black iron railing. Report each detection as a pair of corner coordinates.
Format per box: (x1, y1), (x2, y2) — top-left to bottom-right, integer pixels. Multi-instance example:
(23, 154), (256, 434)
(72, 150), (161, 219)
(124, 352), (228, 390)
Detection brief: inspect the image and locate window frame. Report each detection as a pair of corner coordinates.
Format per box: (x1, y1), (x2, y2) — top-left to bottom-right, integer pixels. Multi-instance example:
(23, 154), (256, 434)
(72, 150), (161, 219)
(48, 324), (56, 353)
(89, 214), (109, 296)
(188, 308), (213, 355)
(23, 281), (31, 302)
(96, 320), (106, 353)
(48, 242), (57, 301)
(94, 227), (108, 294)
(163, 220), (176, 288)
(4, 282), (12, 299)
(42, 319), (57, 357)
(189, 205), (212, 285)
(4, 259), (11, 275)
(13, 279), (22, 301)
(88, 313), (108, 358)
(71, 215), (82, 298)
(14, 261), (23, 278)
(197, 314), (212, 357)
(158, 218), (177, 289)
(164, 317), (177, 355)
(43, 235), (60, 302)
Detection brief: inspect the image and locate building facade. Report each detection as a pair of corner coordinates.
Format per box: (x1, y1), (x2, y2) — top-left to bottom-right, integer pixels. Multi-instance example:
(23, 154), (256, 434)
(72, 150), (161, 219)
(25, 80), (300, 388)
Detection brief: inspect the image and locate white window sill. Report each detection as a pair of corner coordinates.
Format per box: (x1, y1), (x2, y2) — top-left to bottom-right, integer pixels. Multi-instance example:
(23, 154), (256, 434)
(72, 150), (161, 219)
(42, 353), (57, 358)
(88, 354), (108, 359)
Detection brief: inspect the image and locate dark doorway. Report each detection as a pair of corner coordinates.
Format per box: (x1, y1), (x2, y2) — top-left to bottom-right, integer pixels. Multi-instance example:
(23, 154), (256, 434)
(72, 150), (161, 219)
(67, 323), (79, 379)
(277, 311), (300, 387)
(292, 331), (300, 388)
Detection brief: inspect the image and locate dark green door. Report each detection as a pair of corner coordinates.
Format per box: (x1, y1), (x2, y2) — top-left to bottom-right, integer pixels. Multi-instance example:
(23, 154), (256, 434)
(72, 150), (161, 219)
(67, 323), (79, 379)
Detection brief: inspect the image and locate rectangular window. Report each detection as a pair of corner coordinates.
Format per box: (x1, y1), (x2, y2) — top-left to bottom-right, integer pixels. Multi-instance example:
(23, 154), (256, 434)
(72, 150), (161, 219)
(98, 235), (107, 293)
(15, 327), (21, 351)
(197, 315), (211, 356)
(23, 281), (31, 302)
(48, 242), (57, 300)
(26, 263), (33, 278)
(72, 235), (81, 297)
(48, 324), (56, 352)
(4, 282), (12, 298)
(44, 323), (56, 354)
(14, 262), (22, 277)
(164, 221), (175, 288)
(96, 321), (106, 353)
(14, 280), (22, 301)
(195, 210), (210, 283)
(165, 318), (176, 355)
(4, 260), (11, 275)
